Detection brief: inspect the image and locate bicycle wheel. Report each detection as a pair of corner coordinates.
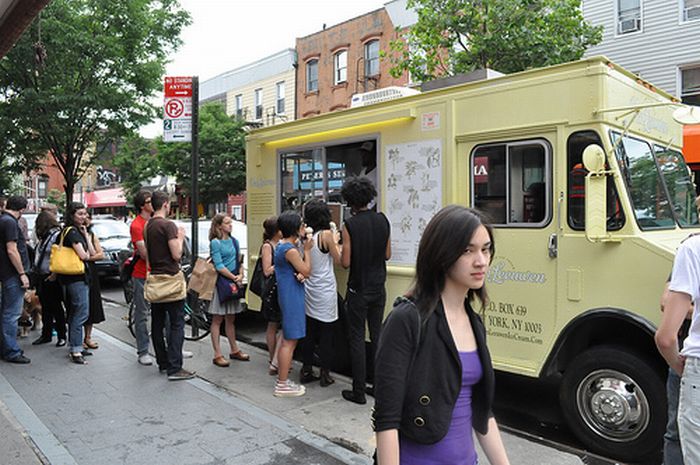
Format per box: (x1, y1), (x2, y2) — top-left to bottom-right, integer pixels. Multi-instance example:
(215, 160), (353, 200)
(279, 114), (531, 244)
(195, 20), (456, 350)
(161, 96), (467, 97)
(184, 293), (212, 341)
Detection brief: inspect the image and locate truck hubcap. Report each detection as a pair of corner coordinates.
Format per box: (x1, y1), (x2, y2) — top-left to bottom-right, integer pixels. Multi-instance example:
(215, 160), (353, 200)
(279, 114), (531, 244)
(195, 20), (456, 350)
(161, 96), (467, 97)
(576, 369), (649, 442)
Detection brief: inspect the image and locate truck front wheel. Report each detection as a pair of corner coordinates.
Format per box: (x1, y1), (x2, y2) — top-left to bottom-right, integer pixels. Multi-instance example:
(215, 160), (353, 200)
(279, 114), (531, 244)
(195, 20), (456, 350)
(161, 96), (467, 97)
(559, 346), (665, 462)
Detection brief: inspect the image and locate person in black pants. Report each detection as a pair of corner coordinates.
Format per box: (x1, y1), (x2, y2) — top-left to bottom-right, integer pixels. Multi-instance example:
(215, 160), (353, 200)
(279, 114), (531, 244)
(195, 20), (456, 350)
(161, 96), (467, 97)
(31, 210), (67, 347)
(340, 176), (391, 404)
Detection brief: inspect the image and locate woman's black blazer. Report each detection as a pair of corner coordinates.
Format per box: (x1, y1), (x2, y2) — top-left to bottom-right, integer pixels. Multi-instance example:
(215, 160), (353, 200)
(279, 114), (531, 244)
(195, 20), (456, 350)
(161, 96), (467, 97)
(373, 298), (495, 443)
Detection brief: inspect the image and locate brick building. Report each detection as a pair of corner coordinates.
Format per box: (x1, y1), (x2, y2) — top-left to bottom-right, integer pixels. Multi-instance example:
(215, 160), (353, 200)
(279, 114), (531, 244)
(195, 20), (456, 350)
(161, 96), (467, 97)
(295, 7), (409, 118)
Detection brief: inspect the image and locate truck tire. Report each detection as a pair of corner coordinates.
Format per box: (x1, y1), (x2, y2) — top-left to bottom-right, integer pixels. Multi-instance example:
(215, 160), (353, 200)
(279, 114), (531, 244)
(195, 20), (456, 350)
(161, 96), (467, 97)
(559, 346), (665, 462)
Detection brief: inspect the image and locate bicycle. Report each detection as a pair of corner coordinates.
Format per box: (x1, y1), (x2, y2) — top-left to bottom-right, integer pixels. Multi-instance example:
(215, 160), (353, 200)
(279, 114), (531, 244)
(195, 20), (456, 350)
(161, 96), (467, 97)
(123, 263), (213, 341)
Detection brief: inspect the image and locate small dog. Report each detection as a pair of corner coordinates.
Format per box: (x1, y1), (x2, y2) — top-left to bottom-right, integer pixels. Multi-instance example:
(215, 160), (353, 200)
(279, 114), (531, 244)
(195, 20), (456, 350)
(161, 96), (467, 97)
(19, 289), (42, 338)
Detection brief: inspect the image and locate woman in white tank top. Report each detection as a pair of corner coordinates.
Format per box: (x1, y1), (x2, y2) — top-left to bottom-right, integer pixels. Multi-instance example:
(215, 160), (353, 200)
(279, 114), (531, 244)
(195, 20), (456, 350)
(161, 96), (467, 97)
(301, 200), (341, 386)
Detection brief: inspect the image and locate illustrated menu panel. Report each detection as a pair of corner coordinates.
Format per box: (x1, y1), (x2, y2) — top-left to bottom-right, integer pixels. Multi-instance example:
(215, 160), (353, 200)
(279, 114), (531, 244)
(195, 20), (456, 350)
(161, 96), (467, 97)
(384, 139), (442, 265)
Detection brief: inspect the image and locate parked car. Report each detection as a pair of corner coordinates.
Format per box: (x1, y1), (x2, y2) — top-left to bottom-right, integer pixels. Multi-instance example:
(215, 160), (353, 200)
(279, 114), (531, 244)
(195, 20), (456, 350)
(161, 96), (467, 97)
(91, 219), (132, 277)
(175, 219), (248, 279)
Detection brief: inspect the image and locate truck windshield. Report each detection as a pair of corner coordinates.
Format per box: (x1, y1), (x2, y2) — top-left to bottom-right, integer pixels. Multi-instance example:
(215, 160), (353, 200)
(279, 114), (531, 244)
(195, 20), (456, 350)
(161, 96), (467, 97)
(611, 131), (699, 229)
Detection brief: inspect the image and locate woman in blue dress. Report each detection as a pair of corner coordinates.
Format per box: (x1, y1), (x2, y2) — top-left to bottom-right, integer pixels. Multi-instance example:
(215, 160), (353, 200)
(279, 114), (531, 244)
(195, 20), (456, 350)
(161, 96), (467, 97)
(273, 210), (312, 397)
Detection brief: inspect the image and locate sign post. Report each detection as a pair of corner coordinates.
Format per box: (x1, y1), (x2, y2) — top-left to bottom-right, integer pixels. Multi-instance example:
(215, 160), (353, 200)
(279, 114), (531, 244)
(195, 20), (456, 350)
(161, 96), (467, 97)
(163, 75), (199, 261)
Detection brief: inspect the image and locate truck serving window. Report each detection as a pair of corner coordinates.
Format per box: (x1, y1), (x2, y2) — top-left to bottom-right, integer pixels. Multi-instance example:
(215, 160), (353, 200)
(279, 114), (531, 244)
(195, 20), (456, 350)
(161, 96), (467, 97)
(471, 140), (550, 226)
(611, 131), (675, 230)
(567, 131), (625, 231)
(279, 139), (378, 215)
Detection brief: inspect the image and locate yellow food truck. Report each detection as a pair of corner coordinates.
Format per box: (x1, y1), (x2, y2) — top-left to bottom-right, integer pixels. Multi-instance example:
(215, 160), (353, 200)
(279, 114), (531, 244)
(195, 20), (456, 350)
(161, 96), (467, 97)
(245, 56), (700, 461)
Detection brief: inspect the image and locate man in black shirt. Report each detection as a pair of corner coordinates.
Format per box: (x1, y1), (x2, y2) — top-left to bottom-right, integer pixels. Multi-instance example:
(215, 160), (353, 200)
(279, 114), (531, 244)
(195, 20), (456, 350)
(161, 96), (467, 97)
(340, 177), (391, 404)
(0, 196), (31, 363)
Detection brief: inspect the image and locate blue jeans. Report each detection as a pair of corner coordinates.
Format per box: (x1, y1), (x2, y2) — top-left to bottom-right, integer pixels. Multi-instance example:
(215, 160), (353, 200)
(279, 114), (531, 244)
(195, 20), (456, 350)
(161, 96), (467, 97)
(679, 357), (700, 464)
(151, 300), (185, 375)
(1, 276), (25, 360)
(665, 367), (685, 465)
(132, 278), (151, 355)
(64, 280), (89, 353)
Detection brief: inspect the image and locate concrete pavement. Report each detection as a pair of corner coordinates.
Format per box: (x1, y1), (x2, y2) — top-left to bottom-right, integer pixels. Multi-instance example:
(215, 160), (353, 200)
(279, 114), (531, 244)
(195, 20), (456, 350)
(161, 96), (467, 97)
(0, 298), (592, 465)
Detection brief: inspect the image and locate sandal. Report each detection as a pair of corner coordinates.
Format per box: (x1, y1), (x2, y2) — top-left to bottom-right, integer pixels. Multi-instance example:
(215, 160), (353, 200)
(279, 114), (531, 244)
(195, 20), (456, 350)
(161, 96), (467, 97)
(83, 339), (99, 349)
(213, 355), (230, 367)
(268, 362), (279, 376)
(229, 350), (250, 361)
(70, 353), (87, 365)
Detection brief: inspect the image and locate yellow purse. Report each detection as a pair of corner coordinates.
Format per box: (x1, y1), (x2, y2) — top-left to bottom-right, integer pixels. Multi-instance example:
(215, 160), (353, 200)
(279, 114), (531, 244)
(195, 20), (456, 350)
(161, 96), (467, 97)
(49, 227), (85, 275)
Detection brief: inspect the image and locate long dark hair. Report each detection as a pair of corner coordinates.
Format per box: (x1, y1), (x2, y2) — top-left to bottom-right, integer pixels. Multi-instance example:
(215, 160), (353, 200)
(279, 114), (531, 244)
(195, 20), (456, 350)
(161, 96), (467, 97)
(65, 202), (86, 228)
(35, 210), (59, 240)
(410, 205), (495, 318)
(262, 216), (278, 241)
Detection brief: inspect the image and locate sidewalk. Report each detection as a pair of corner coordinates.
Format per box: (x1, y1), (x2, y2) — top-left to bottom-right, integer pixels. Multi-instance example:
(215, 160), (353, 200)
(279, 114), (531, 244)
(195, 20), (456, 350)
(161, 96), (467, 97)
(0, 301), (589, 465)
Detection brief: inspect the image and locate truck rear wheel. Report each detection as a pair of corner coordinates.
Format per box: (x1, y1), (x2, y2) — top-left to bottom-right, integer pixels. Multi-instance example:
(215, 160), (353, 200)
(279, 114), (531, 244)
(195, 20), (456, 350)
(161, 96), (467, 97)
(559, 346), (665, 462)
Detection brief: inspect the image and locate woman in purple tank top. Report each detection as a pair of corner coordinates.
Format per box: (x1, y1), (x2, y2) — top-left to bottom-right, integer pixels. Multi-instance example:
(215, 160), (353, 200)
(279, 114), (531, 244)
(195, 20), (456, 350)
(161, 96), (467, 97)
(374, 206), (510, 465)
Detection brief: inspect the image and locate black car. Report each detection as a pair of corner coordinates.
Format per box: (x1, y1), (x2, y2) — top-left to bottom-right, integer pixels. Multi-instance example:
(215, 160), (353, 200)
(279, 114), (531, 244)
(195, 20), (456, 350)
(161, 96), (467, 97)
(91, 219), (132, 277)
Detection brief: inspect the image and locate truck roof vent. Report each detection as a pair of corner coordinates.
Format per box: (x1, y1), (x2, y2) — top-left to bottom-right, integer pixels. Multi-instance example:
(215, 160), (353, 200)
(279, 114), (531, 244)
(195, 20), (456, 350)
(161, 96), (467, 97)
(350, 86), (421, 108)
(420, 68), (504, 92)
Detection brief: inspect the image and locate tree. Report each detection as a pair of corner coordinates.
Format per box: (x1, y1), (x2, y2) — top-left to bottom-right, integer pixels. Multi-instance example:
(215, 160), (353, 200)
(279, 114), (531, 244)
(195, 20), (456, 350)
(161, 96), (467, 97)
(388, 0), (603, 81)
(112, 135), (160, 202)
(157, 102), (247, 212)
(0, 0), (191, 210)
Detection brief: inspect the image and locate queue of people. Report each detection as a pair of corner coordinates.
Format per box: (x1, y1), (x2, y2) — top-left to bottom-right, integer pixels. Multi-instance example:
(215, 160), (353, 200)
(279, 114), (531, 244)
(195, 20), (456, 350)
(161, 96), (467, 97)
(1, 175), (513, 464)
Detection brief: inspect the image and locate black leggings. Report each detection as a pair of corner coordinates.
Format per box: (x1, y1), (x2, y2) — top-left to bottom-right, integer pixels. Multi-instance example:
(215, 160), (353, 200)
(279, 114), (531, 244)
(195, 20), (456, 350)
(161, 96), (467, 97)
(301, 315), (334, 370)
(37, 278), (66, 340)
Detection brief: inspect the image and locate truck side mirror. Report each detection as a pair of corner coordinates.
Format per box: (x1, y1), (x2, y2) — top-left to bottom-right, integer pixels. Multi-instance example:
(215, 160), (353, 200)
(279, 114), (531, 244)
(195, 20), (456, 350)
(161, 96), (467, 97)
(582, 144), (608, 241)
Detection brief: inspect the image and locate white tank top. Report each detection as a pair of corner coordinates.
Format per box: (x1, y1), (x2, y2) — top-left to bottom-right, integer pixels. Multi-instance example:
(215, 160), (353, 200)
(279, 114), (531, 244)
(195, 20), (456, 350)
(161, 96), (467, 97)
(304, 231), (338, 322)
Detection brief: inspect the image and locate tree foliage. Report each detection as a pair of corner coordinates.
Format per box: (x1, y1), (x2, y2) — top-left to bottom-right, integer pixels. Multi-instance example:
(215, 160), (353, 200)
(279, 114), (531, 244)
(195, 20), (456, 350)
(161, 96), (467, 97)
(0, 0), (191, 209)
(388, 0), (603, 81)
(112, 135), (160, 202)
(157, 102), (247, 209)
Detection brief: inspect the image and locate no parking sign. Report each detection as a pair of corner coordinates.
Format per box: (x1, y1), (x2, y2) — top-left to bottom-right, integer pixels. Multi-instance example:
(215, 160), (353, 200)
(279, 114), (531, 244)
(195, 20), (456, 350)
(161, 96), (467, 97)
(163, 76), (193, 142)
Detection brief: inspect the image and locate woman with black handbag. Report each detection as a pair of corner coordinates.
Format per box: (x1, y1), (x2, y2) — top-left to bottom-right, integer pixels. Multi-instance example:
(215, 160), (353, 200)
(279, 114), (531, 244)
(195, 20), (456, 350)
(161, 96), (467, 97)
(259, 216), (283, 375)
(208, 213), (248, 367)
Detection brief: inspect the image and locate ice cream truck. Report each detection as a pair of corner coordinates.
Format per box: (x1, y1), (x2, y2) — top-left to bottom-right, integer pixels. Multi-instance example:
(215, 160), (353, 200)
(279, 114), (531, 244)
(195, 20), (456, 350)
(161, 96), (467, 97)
(245, 56), (700, 461)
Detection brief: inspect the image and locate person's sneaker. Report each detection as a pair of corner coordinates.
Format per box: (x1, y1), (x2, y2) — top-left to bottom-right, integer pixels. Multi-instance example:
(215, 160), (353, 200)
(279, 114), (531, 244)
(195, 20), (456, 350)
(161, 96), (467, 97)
(7, 354), (31, 364)
(138, 354), (154, 366)
(167, 369), (196, 381)
(342, 389), (367, 405)
(274, 379), (306, 397)
(182, 350), (193, 359)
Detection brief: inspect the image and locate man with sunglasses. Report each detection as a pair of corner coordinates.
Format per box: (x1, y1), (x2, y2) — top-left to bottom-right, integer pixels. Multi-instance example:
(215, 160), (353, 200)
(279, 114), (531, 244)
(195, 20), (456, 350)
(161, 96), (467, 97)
(130, 190), (154, 365)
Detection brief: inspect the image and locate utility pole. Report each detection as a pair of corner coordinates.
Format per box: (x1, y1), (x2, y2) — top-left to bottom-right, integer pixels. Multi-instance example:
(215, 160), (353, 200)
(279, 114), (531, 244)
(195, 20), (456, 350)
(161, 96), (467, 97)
(191, 75), (199, 262)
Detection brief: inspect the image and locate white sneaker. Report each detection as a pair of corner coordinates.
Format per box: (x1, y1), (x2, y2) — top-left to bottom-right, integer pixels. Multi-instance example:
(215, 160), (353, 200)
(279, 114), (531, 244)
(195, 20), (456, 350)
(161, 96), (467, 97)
(138, 354), (154, 366)
(182, 350), (193, 359)
(274, 379), (306, 397)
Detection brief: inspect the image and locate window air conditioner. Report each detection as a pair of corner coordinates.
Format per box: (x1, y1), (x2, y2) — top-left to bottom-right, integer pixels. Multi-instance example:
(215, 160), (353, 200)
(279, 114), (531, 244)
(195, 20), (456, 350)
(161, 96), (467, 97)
(686, 6), (700, 21)
(618, 17), (641, 34)
(350, 86), (421, 108)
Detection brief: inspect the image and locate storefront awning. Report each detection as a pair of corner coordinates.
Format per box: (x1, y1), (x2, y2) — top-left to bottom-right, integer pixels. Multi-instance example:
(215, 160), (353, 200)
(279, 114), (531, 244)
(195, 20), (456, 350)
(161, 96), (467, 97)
(684, 124), (700, 165)
(85, 188), (127, 208)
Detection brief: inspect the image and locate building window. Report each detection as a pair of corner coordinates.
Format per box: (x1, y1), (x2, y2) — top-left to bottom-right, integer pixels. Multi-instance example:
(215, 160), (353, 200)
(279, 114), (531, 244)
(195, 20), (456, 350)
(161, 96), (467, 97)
(364, 40), (380, 77)
(235, 94), (243, 119)
(682, 0), (700, 22)
(254, 88), (263, 120)
(617, 0), (641, 34)
(38, 177), (48, 198)
(471, 140), (550, 226)
(334, 50), (347, 85)
(276, 82), (285, 114)
(306, 59), (318, 93)
(231, 205), (242, 221)
(681, 66), (700, 105)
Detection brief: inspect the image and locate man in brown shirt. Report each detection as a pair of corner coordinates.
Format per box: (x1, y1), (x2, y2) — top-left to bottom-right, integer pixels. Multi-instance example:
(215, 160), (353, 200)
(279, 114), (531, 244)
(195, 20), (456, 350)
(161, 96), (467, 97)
(145, 191), (194, 381)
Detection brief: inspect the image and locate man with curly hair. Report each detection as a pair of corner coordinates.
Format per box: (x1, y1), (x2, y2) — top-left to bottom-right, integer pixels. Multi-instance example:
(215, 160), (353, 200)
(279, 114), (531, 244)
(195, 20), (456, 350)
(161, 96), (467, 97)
(340, 176), (391, 404)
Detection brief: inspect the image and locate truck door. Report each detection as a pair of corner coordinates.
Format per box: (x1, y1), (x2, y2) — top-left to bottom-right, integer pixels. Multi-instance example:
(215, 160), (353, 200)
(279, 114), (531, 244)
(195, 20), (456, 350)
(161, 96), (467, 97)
(468, 138), (557, 375)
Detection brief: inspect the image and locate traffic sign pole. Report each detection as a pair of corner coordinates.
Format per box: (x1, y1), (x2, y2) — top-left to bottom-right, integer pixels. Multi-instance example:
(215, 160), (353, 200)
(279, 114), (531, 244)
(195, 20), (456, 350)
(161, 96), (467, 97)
(191, 76), (199, 262)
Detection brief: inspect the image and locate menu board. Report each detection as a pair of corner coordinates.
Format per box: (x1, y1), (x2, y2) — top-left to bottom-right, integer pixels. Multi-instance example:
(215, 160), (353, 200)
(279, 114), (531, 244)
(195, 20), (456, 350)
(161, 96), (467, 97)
(384, 139), (442, 265)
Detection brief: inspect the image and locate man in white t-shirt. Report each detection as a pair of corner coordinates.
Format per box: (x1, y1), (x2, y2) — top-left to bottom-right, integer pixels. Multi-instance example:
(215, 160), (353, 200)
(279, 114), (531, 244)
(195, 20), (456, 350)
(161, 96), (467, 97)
(657, 234), (700, 463)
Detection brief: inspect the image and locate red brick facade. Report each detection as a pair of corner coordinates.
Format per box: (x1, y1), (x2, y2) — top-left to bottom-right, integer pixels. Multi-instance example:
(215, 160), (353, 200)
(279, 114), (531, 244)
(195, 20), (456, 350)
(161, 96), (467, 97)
(295, 8), (408, 119)
(0, 0), (51, 58)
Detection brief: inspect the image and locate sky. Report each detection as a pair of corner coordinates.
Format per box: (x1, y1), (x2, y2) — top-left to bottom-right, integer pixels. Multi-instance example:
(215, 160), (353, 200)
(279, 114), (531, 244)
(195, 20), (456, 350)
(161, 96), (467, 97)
(142, 0), (388, 137)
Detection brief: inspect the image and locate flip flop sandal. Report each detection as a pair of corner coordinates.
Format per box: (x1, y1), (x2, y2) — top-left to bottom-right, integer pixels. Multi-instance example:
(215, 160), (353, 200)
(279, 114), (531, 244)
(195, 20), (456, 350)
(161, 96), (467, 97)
(83, 340), (99, 349)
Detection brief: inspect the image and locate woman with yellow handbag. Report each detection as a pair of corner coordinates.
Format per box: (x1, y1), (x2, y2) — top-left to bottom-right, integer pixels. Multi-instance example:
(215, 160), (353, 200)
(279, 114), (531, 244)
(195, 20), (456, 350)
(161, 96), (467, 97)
(52, 202), (96, 365)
